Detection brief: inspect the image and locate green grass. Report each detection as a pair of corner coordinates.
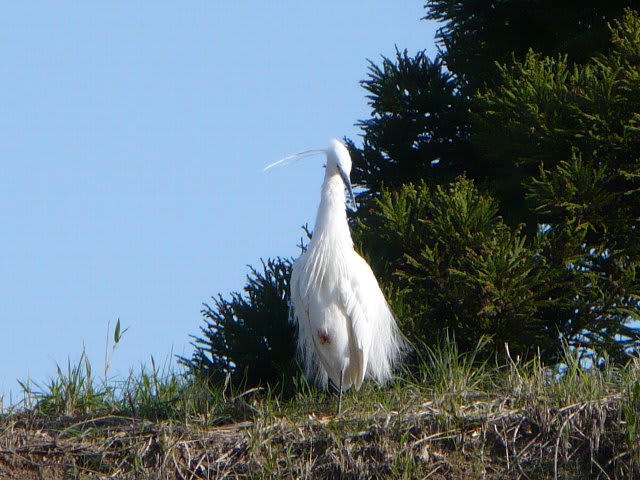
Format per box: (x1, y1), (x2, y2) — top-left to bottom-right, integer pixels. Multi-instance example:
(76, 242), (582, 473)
(18, 349), (119, 418)
(2, 335), (639, 479)
(408, 334), (493, 411)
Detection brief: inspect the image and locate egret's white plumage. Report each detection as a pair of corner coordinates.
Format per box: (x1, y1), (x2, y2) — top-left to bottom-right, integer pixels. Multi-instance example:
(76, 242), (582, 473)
(267, 139), (405, 412)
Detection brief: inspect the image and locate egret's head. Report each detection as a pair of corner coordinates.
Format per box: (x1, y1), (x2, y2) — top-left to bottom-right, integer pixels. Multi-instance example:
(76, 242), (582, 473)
(325, 139), (357, 211)
(326, 138), (352, 177)
(263, 138), (358, 211)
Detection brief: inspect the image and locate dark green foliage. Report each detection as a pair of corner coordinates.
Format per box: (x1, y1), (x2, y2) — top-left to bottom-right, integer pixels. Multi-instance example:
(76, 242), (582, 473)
(186, 5), (640, 389)
(473, 11), (640, 361)
(426, 0), (635, 94)
(351, 7), (640, 363)
(476, 12), (640, 240)
(362, 178), (554, 359)
(180, 258), (296, 389)
(352, 50), (473, 205)
(355, 2), (633, 226)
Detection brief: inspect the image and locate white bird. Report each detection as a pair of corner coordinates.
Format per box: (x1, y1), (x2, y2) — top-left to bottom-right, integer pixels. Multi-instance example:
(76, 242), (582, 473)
(266, 139), (406, 414)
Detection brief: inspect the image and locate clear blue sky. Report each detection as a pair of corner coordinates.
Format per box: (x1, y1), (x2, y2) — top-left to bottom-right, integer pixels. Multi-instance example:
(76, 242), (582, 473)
(0, 2), (438, 405)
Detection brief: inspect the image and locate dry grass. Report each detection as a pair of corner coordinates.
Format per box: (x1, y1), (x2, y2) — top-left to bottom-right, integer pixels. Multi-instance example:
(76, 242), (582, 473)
(1, 340), (639, 479)
(1, 392), (637, 479)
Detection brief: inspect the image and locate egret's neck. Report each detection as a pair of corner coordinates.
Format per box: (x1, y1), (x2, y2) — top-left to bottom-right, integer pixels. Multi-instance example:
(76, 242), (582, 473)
(312, 173), (352, 246)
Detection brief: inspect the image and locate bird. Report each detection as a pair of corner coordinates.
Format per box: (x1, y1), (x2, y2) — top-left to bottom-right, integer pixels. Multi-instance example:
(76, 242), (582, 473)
(265, 138), (406, 414)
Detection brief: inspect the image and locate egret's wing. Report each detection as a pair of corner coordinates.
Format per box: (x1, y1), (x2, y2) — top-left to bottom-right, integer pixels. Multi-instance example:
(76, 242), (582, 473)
(338, 271), (371, 390)
(341, 249), (399, 389)
(345, 252), (407, 385)
(290, 254), (328, 388)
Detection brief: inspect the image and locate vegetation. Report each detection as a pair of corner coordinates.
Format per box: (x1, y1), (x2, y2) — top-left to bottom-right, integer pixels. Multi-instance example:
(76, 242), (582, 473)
(426, 0), (635, 94)
(4, 2), (640, 478)
(351, 6), (640, 367)
(2, 337), (639, 478)
(359, 178), (555, 361)
(474, 11), (640, 361)
(183, 4), (639, 388)
(179, 258), (295, 390)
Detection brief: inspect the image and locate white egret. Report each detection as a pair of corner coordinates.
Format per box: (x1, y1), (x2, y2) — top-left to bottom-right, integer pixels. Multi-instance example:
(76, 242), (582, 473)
(266, 139), (406, 414)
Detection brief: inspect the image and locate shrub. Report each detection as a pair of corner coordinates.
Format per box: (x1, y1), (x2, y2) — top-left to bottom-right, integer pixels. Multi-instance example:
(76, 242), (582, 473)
(180, 258), (296, 390)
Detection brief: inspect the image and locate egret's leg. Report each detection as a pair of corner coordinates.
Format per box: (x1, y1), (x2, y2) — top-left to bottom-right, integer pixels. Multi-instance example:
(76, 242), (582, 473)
(337, 368), (344, 416)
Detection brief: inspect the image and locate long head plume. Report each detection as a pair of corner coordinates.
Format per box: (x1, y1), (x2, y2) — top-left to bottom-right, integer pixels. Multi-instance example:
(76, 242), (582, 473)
(264, 140), (358, 211)
(263, 149), (326, 171)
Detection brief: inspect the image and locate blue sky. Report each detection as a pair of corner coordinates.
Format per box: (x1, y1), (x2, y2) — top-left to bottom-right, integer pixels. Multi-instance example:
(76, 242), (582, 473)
(0, 2), (438, 405)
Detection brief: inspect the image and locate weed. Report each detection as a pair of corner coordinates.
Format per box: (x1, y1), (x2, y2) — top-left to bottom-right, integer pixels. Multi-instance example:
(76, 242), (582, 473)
(27, 349), (110, 416)
(3, 336), (640, 478)
(623, 356), (640, 466)
(412, 333), (493, 412)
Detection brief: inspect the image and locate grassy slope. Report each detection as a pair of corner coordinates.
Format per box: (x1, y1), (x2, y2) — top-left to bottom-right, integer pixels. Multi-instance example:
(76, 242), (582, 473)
(1, 342), (639, 479)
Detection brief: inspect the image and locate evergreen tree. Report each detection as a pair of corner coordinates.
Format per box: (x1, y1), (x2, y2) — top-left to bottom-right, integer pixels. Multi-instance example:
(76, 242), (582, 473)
(354, 1), (633, 226)
(186, 5), (640, 386)
(180, 258), (296, 388)
(473, 10), (640, 360)
(351, 50), (473, 204)
(356, 9), (640, 362)
(427, 0), (635, 94)
(362, 178), (555, 360)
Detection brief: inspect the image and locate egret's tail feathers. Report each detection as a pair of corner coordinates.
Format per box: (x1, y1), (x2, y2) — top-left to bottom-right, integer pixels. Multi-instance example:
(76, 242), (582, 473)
(367, 304), (408, 385)
(263, 149), (326, 171)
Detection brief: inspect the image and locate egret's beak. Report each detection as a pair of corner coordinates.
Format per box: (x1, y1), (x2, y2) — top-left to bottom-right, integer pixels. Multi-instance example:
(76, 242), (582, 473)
(339, 168), (358, 212)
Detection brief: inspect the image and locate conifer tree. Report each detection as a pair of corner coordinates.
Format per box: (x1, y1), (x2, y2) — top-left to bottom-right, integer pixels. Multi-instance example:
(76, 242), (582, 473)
(427, 0), (635, 94)
(354, 1), (634, 225)
(355, 7), (640, 362)
(473, 10), (640, 360)
(361, 178), (555, 360)
(186, 4), (640, 384)
(180, 259), (295, 388)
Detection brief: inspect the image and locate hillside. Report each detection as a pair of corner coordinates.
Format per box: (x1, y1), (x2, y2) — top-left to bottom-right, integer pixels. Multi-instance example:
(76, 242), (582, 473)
(1, 346), (638, 479)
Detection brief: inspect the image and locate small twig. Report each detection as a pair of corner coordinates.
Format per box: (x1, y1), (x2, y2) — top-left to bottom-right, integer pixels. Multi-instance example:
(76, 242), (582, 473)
(172, 451), (186, 480)
(178, 442), (192, 479)
(517, 462), (532, 480)
(511, 417), (525, 459)
(425, 463), (445, 478)
(591, 456), (612, 480)
(230, 387), (264, 402)
(554, 405), (586, 480)
(411, 429), (465, 449)
(601, 450), (630, 471)
(494, 423), (509, 471)
(58, 415), (133, 436)
(514, 432), (542, 461)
